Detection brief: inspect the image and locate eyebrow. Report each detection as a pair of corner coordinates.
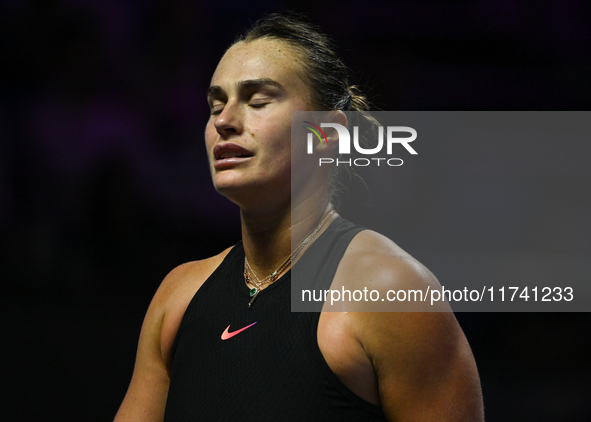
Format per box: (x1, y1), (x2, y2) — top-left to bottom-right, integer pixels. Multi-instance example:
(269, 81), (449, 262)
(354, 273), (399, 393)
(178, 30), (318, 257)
(206, 78), (285, 98)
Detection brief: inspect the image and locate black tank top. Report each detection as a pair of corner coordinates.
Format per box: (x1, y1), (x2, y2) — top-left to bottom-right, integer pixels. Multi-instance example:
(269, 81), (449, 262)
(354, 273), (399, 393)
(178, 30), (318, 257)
(163, 217), (386, 422)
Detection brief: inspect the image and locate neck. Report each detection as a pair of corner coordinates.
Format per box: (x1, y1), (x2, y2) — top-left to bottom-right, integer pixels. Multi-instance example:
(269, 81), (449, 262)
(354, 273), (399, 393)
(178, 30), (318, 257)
(240, 193), (334, 277)
(241, 206), (292, 275)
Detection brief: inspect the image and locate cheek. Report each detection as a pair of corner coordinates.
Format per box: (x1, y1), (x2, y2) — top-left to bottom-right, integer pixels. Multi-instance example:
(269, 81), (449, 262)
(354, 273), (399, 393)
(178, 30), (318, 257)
(204, 122), (217, 150)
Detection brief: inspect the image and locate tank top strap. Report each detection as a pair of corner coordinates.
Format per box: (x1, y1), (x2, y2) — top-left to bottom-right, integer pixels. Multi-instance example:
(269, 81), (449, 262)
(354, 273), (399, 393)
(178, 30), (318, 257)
(292, 216), (366, 312)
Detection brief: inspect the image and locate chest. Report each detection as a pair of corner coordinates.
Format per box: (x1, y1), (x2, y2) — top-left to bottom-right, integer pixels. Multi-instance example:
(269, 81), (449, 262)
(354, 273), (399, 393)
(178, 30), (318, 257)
(164, 273), (383, 421)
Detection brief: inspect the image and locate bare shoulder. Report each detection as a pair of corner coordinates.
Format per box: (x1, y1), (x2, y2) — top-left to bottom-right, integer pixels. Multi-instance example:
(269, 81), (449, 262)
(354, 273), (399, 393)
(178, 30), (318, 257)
(332, 229), (443, 311)
(329, 230), (484, 421)
(157, 247), (233, 366)
(114, 246), (233, 422)
(346, 230), (436, 281)
(154, 247), (232, 312)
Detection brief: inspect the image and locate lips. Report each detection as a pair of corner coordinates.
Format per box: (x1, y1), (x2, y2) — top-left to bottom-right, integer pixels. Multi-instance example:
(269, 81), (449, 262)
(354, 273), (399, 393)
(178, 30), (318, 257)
(213, 143), (253, 159)
(213, 143), (253, 169)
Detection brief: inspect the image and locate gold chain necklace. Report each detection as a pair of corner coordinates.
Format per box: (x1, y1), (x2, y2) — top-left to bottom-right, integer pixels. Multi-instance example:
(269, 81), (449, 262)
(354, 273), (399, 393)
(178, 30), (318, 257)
(244, 210), (334, 308)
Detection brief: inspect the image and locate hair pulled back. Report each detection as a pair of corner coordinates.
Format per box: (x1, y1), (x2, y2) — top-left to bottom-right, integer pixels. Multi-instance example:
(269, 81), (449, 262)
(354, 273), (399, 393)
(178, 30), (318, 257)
(233, 13), (369, 113)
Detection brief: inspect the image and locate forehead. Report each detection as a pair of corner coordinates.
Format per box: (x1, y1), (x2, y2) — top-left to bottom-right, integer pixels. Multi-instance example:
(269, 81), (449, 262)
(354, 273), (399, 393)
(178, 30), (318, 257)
(210, 39), (307, 93)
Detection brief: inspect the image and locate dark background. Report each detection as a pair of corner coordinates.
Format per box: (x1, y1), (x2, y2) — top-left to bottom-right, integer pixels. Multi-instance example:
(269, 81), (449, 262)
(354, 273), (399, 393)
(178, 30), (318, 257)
(1, 0), (590, 420)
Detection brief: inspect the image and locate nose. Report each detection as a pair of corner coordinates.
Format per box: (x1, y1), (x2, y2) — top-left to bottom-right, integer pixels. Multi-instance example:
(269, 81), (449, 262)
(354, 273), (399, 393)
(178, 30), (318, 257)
(214, 101), (243, 138)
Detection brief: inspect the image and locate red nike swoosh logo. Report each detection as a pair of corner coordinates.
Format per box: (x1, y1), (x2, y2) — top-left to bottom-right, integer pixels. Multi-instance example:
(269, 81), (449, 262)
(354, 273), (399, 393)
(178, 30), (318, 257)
(221, 322), (257, 340)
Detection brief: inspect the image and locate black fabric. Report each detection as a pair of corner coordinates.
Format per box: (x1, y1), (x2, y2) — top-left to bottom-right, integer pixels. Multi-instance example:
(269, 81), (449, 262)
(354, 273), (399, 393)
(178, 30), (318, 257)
(163, 217), (386, 422)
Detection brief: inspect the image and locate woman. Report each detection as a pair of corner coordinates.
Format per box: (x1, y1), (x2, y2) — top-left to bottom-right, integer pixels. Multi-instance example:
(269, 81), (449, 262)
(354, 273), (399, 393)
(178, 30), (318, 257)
(115, 14), (483, 422)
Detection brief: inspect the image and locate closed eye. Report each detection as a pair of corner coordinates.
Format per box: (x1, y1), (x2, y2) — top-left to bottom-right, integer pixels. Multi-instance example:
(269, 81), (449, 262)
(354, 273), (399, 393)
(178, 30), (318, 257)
(209, 99), (225, 115)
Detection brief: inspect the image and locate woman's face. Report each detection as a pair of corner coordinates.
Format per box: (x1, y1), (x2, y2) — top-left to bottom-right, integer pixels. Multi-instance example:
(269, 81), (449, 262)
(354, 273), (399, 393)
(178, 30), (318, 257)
(205, 38), (312, 209)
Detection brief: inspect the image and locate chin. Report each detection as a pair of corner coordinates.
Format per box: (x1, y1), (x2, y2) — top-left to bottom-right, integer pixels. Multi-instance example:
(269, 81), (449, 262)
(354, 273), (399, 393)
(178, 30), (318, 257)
(212, 174), (254, 197)
(212, 168), (263, 192)
(214, 177), (289, 210)
(213, 180), (243, 196)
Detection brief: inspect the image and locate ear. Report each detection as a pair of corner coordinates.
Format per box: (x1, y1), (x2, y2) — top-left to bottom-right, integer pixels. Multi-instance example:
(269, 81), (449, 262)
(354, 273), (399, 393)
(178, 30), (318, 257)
(316, 110), (347, 153)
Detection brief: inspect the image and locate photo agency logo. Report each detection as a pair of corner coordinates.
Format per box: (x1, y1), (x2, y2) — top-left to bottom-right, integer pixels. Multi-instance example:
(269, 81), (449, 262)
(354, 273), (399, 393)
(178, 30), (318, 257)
(303, 121), (418, 167)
